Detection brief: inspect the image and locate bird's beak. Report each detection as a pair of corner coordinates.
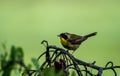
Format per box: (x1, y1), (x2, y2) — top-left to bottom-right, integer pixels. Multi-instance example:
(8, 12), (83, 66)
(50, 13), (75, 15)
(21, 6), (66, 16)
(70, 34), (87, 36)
(57, 35), (60, 37)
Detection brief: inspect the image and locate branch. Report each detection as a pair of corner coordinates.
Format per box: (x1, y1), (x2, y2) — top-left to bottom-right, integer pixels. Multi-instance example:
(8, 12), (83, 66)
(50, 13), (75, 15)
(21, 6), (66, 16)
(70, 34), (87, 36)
(35, 40), (120, 76)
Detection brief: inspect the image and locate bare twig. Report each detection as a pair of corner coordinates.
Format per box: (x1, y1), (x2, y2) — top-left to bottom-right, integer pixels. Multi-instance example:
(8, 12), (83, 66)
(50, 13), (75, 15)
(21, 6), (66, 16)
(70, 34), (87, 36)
(35, 40), (120, 76)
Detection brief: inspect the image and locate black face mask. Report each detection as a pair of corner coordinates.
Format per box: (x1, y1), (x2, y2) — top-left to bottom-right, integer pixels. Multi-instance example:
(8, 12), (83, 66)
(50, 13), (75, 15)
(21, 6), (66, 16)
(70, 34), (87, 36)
(60, 33), (68, 39)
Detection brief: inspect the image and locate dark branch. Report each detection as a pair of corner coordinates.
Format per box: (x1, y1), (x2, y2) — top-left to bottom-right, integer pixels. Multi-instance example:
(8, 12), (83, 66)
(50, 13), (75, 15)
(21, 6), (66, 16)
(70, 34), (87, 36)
(36, 40), (120, 76)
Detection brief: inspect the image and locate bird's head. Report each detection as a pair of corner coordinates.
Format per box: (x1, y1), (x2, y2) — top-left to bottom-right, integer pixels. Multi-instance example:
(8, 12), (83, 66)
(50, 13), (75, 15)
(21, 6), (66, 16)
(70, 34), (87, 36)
(58, 32), (69, 39)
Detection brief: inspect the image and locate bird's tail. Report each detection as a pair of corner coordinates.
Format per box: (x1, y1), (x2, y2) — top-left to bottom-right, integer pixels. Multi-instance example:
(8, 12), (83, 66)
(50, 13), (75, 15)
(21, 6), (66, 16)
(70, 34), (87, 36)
(84, 32), (97, 38)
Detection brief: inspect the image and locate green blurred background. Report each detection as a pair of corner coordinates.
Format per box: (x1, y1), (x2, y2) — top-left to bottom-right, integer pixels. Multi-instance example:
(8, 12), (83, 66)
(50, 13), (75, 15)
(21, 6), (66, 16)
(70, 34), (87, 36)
(0, 0), (120, 75)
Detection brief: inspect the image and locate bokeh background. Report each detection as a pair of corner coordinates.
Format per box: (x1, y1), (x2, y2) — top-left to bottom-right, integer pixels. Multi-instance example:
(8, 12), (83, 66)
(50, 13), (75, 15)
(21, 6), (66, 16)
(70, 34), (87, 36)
(0, 0), (120, 76)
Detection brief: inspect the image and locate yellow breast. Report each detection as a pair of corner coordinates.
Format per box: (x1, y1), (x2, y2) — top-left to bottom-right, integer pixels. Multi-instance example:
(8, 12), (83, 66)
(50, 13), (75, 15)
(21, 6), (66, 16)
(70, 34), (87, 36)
(60, 37), (68, 46)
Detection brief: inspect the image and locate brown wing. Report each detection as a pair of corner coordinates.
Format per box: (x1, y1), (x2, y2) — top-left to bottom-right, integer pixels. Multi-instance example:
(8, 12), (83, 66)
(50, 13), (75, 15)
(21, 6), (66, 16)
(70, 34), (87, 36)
(68, 34), (84, 44)
(68, 32), (97, 44)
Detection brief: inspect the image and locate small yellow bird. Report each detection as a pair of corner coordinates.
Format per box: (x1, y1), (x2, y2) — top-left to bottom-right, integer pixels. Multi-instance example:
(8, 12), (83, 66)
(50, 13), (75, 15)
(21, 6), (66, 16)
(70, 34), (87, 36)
(58, 32), (97, 51)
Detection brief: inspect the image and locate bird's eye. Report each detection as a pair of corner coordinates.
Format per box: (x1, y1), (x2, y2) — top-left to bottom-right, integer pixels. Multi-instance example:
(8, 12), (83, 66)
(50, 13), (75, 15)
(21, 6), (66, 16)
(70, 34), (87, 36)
(60, 33), (68, 39)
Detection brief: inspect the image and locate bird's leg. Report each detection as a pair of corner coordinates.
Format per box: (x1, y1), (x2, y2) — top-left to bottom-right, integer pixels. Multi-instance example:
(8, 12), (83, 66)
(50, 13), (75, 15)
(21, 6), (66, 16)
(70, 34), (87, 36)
(66, 50), (69, 52)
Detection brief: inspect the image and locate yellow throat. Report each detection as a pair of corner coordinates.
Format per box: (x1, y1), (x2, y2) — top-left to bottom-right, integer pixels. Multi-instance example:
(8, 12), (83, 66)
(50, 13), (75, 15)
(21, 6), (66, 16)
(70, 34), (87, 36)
(60, 37), (68, 46)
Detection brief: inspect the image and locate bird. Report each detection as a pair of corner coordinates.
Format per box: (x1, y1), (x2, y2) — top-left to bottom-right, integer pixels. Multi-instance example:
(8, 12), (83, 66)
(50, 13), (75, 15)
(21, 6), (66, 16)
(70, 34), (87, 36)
(58, 32), (97, 51)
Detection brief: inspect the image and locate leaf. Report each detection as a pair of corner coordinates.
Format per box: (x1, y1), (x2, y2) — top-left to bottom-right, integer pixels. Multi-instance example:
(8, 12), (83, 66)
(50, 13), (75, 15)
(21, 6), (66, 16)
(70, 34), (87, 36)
(10, 46), (16, 61)
(16, 47), (24, 61)
(71, 71), (76, 76)
(31, 58), (40, 70)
